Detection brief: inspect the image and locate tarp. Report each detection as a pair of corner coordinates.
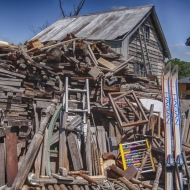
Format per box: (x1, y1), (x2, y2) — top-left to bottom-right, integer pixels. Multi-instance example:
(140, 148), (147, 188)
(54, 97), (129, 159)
(139, 99), (163, 119)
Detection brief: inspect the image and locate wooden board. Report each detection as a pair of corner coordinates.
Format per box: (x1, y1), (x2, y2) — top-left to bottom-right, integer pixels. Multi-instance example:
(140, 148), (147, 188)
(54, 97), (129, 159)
(98, 57), (116, 70)
(97, 126), (107, 157)
(107, 137), (119, 157)
(88, 67), (101, 79)
(0, 77), (23, 82)
(0, 85), (25, 93)
(67, 132), (83, 171)
(12, 120), (31, 126)
(0, 68), (25, 78)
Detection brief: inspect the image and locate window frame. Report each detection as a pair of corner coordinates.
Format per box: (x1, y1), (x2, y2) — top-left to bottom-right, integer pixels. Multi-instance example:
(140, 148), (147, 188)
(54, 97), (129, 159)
(144, 25), (150, 40)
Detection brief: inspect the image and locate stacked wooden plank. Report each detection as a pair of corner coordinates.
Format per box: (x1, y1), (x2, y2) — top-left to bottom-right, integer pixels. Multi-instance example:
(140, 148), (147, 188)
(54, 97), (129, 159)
(0, 35), (168, 190)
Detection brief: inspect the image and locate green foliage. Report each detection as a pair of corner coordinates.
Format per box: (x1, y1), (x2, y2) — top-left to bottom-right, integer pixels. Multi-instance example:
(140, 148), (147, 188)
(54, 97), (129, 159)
(165, 58), (190, 79)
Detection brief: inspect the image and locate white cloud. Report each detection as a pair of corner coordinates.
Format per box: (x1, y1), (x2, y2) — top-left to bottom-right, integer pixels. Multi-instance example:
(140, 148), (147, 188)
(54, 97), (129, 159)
(112, 6), (127, 10)
(185, 52), (190, 55)
(172, 43), (186, 47)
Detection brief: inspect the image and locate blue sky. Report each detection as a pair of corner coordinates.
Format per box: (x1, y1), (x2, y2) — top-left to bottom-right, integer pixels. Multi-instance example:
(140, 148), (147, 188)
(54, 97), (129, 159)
(0, 0), (190, 61)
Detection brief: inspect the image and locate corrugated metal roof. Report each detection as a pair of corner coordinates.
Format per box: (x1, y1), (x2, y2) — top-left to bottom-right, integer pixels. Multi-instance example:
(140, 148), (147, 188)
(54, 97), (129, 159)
(32, 4), (171, 58)
(34, 5), (153, 42)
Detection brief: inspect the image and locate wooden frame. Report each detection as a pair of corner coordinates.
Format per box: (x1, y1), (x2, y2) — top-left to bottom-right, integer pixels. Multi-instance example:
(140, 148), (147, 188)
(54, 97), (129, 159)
(108, 91), (148, 128)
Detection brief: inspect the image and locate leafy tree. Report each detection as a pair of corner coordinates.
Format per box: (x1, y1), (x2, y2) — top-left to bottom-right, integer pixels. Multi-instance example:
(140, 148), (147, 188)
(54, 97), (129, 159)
(165, 58), (190, 79)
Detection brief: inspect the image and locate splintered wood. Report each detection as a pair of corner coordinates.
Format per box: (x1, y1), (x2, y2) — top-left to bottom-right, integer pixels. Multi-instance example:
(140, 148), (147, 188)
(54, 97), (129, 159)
(0, 35), (167, 190)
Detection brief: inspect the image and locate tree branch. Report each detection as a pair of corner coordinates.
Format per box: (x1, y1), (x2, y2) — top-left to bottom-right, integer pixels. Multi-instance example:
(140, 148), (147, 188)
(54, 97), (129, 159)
(74, 0), (86, 16)
(39, 20), (49, 31)
(59, 0), (66, 17)
(29, 25), (37, 35)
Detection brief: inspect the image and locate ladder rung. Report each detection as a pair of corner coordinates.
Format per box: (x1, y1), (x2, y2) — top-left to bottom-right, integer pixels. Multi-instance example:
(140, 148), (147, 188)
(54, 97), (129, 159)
(68, 109), (88, 113)
(68, 100), (83, 103)
(68, 88), (87, 92)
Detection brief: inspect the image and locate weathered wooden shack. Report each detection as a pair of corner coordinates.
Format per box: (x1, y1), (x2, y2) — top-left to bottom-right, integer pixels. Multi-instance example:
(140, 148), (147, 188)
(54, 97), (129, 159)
(179, 76), (190, 99)
(33, 5), (171, 84)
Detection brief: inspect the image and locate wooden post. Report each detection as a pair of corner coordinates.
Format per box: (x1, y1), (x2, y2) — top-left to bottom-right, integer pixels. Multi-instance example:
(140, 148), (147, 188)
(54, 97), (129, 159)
(152, 162), (162, 190)
(34, 103), (42, 177)
(41, 127), (48, 175)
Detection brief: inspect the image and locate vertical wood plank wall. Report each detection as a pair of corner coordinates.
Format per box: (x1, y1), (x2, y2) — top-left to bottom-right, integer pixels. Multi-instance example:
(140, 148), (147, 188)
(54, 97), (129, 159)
(104, 16), (166, 84)
(128, 17), (165, 83)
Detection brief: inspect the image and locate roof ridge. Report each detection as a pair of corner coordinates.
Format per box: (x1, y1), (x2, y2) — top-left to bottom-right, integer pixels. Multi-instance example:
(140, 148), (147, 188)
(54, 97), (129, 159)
(57, 4), (154, 21)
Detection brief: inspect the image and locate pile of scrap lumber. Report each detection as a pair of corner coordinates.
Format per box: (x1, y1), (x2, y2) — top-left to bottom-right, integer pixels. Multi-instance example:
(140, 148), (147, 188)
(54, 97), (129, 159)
(0, 34), (179, 190)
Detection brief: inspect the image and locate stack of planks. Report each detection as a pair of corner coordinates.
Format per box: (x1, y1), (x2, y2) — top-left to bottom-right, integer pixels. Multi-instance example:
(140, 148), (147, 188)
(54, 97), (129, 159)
(0, 34), (167, 190)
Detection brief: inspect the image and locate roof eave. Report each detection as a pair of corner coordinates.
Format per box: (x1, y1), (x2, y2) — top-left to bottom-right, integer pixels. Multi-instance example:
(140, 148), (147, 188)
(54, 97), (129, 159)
(123, 7), (152, 40)
(151, 7), (171, 58)
(186, 37), (190, 46)
(122, 5), (171, 59)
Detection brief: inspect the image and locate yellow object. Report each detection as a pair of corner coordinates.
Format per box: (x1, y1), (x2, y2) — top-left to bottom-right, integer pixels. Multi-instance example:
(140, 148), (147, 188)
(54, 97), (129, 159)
(119, 139), (155, 172)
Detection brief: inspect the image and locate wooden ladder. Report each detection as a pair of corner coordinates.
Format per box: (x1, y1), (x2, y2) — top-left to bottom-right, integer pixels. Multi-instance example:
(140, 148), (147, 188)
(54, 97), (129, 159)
(138, 27), (153, 76)
(64, 77), (90, 123)
(64, 77), (90, 146)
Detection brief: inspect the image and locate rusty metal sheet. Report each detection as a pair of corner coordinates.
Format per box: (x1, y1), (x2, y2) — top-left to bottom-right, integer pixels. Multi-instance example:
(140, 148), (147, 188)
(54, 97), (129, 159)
(6, 126), (18, 187)
(123, 165), (138, 180)
(0, 139), (5, 186)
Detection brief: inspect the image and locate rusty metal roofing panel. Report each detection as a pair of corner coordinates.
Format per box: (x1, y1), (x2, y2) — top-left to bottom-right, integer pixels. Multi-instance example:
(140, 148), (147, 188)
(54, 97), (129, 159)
(34, 5), (153, 42)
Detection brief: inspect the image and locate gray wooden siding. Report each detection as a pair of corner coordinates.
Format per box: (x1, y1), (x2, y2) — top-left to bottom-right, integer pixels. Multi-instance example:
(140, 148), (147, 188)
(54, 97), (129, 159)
(105, 40), (123, 54)
(127, 17), (165, 83)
